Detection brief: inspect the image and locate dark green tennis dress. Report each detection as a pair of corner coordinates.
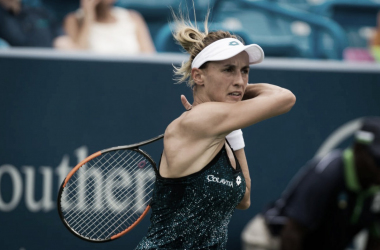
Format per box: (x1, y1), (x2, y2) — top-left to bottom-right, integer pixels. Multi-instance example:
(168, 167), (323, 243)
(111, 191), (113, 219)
(136, 144), (246, 250)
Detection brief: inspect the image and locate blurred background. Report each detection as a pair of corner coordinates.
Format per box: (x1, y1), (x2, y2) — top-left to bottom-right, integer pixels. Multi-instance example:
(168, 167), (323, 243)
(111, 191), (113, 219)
(0, 0), (380, 249)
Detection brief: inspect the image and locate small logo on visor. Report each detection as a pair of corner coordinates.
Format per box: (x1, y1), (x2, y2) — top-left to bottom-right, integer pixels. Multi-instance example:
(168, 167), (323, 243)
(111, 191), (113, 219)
(229, 41), (239, 46)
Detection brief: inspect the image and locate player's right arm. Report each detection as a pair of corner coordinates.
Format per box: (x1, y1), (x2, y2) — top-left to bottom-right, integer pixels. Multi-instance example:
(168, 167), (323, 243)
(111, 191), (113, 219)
(182, 83), (296, 137)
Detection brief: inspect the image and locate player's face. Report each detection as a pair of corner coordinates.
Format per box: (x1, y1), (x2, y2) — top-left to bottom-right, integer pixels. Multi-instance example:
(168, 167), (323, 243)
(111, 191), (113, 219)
(201, 51), (249, 103)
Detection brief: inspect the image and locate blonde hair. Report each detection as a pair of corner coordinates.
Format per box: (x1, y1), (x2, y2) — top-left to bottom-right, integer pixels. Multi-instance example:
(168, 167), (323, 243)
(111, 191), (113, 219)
(171, 10), (242, 87)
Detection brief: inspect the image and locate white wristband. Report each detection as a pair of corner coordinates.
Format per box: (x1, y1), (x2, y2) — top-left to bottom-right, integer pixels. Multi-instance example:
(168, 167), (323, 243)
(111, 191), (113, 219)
(226, 129), (245, 151)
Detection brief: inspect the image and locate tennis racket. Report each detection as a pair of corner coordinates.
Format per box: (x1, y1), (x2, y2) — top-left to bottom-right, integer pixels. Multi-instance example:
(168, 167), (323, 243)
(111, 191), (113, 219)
(57, 134), (163, 242)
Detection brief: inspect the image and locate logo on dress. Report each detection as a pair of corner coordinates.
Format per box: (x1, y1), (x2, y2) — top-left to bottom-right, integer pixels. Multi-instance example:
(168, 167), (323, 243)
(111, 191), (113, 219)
(206, 175), (233, 187)
(236, 176), (242, 186)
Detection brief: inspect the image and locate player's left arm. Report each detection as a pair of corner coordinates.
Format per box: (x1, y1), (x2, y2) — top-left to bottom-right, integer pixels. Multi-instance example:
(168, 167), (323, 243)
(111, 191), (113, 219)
(234, 148), (251, 210)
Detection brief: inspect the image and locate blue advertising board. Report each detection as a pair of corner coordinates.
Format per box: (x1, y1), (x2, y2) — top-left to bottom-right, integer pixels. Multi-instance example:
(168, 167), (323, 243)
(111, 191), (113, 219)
(0, 50), (380, 249)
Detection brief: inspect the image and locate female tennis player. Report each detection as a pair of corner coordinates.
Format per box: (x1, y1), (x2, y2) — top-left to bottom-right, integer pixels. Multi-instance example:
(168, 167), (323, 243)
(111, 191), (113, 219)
(135, 15), (296, 250)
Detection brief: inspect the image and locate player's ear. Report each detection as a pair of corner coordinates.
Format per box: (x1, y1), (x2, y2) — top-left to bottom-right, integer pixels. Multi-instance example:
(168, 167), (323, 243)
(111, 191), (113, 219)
(191, 68), (205, 86)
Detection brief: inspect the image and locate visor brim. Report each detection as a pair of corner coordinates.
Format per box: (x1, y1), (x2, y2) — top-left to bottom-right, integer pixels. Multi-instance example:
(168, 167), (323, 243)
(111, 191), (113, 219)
(206, 44), (264, 65)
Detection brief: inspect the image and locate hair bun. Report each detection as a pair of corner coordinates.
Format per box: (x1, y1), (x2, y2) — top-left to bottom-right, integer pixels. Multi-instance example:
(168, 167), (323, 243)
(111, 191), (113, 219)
(173, 24), (206, 54)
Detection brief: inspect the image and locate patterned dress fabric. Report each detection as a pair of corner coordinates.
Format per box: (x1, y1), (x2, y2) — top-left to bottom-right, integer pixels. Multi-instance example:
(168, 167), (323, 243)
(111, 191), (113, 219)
(136, 145), (246, 249)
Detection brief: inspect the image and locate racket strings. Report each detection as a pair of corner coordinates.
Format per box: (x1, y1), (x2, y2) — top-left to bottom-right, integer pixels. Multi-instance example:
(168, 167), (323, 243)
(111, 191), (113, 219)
(70, 164), (154, 237)
(63, 155), (154, 239)
(89, 181), (154, 239)
(66, 165), (151, 234)
(63, 150), (140, 216)
(64, 149), (134, 206)
(63, 151), (150, 222)
(77, 187), (152, 240)
(64, 150), (149, 218)
(62, 154), (154, 236)
(60, 149), (156, 240)
(66, 153), (148, 221)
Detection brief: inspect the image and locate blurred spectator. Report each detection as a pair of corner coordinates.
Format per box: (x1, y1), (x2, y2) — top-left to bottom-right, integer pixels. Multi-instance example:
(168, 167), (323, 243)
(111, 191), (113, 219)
(242, 117), (380, 250)
(0, 0), (62, 47)
(343, 48), (375, 62)
(60, 0), (155, 54)
(370, 11), (380, 62)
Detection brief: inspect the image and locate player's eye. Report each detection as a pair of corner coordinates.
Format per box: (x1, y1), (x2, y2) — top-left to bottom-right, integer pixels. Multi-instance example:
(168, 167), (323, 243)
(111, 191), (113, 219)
(241, 67), (249, 75)
(223, 66), (234, 72)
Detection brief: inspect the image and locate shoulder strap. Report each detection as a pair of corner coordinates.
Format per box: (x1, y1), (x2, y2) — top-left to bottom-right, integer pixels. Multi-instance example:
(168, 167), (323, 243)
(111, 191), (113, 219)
(225, 139), (242, 171)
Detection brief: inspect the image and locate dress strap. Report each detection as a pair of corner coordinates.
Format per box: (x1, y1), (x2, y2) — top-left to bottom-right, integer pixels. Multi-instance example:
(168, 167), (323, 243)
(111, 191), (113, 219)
(225, 139), (242, 171)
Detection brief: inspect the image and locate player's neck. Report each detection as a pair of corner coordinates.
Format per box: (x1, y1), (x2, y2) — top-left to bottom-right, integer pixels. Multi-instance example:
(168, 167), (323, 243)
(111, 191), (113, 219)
(192, 86), (211, 107)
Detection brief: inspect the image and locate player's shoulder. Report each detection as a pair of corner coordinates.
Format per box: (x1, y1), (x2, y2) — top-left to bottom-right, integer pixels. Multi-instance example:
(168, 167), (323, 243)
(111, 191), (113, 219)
(166, 111), (191, 133)
(165, 117), (180, 137)
(166, 109), (207, 139)
(178, 103), (234, 138)
(165, 114), (192, 140)
(182, 102), (228, 122)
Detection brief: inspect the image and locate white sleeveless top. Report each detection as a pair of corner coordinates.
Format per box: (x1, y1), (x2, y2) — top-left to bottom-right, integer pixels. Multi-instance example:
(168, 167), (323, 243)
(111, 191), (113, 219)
(78, 7), (141, 54)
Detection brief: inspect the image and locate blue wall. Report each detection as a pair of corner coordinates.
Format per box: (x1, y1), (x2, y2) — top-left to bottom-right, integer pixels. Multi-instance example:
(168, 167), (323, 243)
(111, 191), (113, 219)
(0, 52), (379, 249)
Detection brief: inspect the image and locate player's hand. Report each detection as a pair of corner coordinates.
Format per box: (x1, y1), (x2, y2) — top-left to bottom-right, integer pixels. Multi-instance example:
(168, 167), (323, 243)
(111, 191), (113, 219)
(181, 95), (192, 111)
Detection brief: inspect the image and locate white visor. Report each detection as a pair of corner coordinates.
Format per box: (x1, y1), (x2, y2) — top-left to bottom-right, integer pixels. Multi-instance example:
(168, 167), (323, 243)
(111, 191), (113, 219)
(191, 38), (264, 69)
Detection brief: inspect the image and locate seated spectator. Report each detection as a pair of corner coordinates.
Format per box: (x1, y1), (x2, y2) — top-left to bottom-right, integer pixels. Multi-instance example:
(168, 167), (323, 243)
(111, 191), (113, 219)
(0, 0), (62, 47)
(370, 11), (380, 62)
(242, 117), (380, 250)
(61, 0), (155, 54)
